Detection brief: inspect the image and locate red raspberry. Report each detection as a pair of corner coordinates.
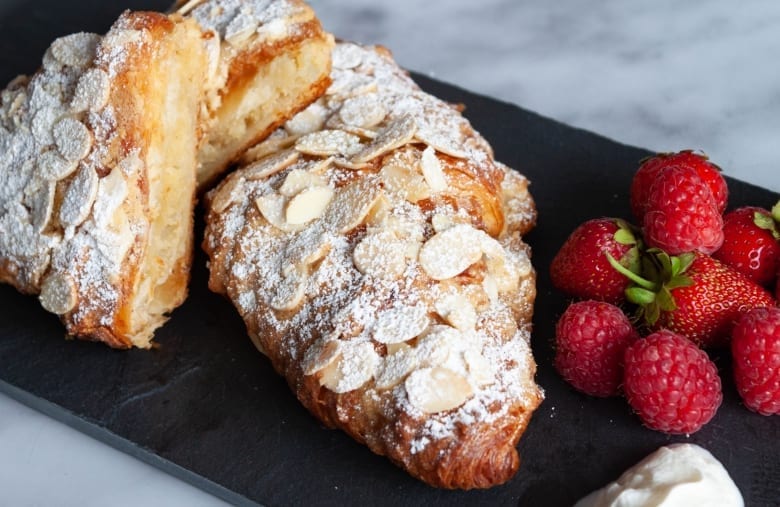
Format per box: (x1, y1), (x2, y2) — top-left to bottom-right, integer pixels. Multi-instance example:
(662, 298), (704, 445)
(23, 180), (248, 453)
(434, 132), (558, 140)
(643, 165), (724, 255)
(623, 330), (722, 434)
(554, 300), (639, 397)
(732, 307), (780, 415)
(631, 151), (727, 221)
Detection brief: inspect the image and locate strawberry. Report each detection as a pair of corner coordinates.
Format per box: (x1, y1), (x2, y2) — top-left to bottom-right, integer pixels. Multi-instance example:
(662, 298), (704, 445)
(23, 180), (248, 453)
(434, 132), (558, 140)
(642, 165), (724, 255)
(612, 249), (775, 348)
(631, 150), (727, 221)
(732, 307), (780, 415)
(550, 219), (640, 304)
(712, 205), (780, 287)
(554, 300), (639, 397)
(623, 329), (722, 434)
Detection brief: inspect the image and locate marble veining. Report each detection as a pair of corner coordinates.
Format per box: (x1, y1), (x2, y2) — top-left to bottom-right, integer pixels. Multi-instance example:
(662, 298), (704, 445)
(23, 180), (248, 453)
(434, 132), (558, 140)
(2, 1), (778, 506)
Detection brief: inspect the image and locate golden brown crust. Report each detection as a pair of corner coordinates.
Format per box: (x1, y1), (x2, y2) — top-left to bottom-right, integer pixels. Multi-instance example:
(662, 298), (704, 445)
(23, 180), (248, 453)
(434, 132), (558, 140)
(203, 42), (542, 489)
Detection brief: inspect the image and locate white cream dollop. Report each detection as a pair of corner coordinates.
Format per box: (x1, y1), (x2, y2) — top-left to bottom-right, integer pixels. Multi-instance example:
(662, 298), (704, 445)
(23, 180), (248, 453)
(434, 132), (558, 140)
(575, 443), (743, 507)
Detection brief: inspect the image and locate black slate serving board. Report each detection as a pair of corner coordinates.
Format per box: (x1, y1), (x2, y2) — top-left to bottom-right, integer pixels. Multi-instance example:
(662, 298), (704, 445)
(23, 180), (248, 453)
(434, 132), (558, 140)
(1, 2), (779, 505)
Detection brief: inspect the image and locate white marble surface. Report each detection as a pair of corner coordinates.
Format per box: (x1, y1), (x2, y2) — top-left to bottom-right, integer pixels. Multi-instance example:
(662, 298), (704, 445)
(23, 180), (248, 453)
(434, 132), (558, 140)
(1, 1), (778, 505)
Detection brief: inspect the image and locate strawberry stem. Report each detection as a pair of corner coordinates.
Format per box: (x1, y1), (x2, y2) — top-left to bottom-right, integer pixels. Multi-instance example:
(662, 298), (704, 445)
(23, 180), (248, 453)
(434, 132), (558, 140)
(606, 252), (655, 290)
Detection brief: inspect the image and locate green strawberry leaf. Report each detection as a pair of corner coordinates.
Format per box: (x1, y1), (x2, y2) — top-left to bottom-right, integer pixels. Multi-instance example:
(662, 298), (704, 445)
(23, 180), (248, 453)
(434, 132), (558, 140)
(755, 209), (780, 240)
(772, 200), (780, 223)
(655, 287), (677, 312)
(614, 228), (636, 245)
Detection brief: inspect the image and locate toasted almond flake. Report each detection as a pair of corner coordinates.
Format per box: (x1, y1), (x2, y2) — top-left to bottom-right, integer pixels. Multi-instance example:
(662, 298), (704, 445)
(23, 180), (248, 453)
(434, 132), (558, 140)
(91, 167), (128, 229)
(278, 169), (327, 197)
(254, 193), (304, 233)
(295, 129), (361, 157)
(70, 68), (110, 113)
(319, 341), (379, 393)
(225, 13), (259, 46)
(29, 179), (56, 232)
(405, 367), (473, 413)
(373, 304), (430, 344)
(50, 33), (100, 68)
(325, 178), (383, 234)
(302, 339), (342, 375)
(414, 128), (468, 159)
(31, 107), (57, 146)
(385, 342), (411, 355)
(352, 115), (417, 164)
(243, 149), (299, 181)
(53, 117), (93, 162)
(378, 161), (430, 203)
(434, 292), (477, 331)
(333, 157), (372, 170)
(38, 150), (78, 181)
(464, 349), (495, 387)
(480, 235), (520, 294)
(283, 225), (330, 267)
(416, 326), (462, 367)
(59, 164), (98, 228)
(285, 186), (334, 225)
(431, 213), (456, 233)
(284, 102), (328, 135)
(241, 134), (298, 164)
(306, 157), (334, 174)
(353, 232), (406, 279)
(269, 267), (307, 311)
(482, 274), (499, 304)
(332, 43), (364, 69)
(210, 175), (243, 213)
(339, 94), (387, 129)
(418, 224), (484, 280)
(420, 146), (446, 192)
(39, 272), (77, 315)
(375, 347), (419, 389)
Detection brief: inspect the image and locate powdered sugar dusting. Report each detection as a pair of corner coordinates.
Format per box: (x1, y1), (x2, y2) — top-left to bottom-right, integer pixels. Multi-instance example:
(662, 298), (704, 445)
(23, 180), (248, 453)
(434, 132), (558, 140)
(204, 42), (541, 460)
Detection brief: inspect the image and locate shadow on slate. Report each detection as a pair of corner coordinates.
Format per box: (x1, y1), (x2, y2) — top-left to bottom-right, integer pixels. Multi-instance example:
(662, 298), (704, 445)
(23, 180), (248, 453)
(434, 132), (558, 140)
(1, 1), (779, 506)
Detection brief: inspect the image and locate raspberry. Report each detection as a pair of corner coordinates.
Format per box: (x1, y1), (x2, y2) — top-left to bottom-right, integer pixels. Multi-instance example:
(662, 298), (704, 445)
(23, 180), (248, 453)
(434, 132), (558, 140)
(623, 330), (722, 434)
(732, 307), (780, 415)
(643, 165), (724, 255)
(554, 300), (638, 397)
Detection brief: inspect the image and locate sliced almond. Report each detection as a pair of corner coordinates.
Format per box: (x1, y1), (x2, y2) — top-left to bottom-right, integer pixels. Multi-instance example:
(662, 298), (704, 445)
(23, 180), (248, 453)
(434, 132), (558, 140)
(31, 107), (57, 146)
(38, 150), (78, 181)
(283, 225), (331, 267)
(284, 102), (328, 135)
(418, 224), (484, 280)
(295, 130), (362, 158)
(302, 339), (342, 376)
(29, 179), (56, 233)
(268, 267), (307, 311)
(241, 133), (298, 164)
(59, 164), (98, 228)
(224, 14), (259, 47)
(70, 68), (110, 113)
(420, 146), (446, 192)
(285, 186), (333, 225)
(434, 292), (477, 332)
(352, 115), (417, 164)
(375, 347), (419, 389)
(39, 271), (77, 315)
(405, 367), (473, 413)
(431, 213), (455, 233)
(480, 236), (520, 294)
(91, 167), (128, 229)
(325, 178), (383, 234)
(332, 43), (364, 70)
(53, 117), (93, 162)
(339, 94), (387, 129)
(319, 341), (379, 393)
(415, 326), (462, 367)
(278, 169), (327, 197)
(243, 149), (300, 181)
(209, 175), (243, 214)
(50, 33), (100, 68)
(254, 193), (304, 233)
(333, 157), (372, 170)
(378, 162), (430, 203)
(353, 232), (406, 279)
(464, 349), (495, 388)
(373, 304), (430, 344)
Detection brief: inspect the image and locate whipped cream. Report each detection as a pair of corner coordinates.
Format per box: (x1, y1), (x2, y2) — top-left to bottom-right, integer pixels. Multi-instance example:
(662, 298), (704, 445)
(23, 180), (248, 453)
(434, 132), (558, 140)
(575, 443), (743, 507)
